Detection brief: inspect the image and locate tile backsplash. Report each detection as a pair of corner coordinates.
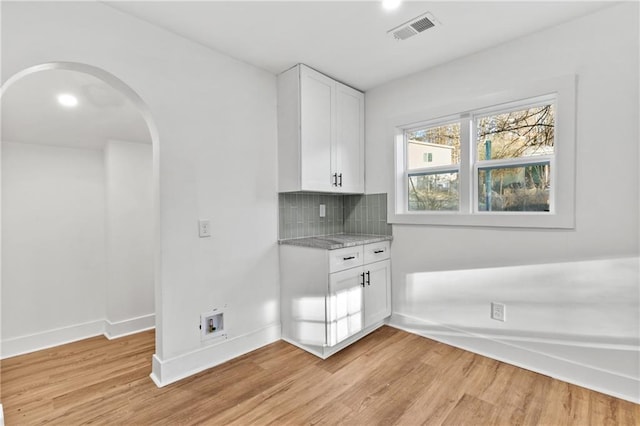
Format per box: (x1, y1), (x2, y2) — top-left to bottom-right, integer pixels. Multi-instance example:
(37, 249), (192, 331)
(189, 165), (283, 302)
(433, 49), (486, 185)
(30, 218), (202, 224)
(278, 193), (392, 239)
(344, 193), (393, 236)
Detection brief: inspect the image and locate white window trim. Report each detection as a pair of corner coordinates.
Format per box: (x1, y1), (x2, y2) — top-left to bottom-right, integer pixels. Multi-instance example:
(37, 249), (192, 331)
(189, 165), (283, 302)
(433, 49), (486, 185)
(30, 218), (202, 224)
(390, 74), (576, 229)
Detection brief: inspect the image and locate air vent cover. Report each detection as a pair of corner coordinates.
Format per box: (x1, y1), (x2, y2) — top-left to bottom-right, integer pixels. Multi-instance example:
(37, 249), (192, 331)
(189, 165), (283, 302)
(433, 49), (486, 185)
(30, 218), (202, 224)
(388, 12), (437, 41)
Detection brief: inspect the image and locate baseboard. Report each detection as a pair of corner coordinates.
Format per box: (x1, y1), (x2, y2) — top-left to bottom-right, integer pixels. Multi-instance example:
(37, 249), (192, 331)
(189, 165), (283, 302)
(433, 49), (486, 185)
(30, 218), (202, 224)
(389, 313), (640, 404)
(104, 314), (155, 339)
(0, 319), (105, 359)
(150, 323), (281, 387)
(1, 315), (156, 359)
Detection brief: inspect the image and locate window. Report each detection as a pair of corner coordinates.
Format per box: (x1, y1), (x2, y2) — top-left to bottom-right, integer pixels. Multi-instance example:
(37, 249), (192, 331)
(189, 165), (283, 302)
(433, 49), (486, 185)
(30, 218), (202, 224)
(391, 75), (576, 228)
(407, 121), (460, 211)
(475, 102), (554, 212)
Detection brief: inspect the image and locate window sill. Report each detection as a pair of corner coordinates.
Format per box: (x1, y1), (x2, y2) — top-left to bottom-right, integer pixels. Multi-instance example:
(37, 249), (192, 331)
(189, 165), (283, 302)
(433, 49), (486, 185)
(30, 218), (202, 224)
(388, 210), (575, 229)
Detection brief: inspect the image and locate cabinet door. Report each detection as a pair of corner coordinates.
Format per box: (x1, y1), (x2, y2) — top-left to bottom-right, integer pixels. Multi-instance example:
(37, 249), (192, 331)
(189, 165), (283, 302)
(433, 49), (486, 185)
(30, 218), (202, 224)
(335, 83), (364, 193)
(327, 266), (364, 346)
(300, 66), (334, 191)
(364, 260), (391, 328)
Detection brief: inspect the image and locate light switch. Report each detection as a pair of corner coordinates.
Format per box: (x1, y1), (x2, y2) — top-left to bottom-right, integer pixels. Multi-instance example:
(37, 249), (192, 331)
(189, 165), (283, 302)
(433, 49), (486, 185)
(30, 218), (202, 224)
(319, 204), (326, 217)
(199, 220), (211, 238)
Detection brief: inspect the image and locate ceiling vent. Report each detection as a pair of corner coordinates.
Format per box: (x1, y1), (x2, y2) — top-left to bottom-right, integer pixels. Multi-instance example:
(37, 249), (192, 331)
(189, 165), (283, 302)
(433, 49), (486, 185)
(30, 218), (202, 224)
(388, 12), (438, 41)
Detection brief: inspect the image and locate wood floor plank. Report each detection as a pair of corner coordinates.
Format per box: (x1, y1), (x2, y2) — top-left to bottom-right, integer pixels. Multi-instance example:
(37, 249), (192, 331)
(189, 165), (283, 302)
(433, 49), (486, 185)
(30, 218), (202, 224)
(391, 349), (475, 425)
(441, 393), (499, 426)
(1, 326), (638, 425)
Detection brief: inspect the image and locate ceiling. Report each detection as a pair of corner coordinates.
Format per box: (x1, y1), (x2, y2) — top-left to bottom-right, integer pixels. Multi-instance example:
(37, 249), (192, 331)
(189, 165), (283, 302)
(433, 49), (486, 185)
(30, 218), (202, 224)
(105, 0), (614, 91)
(1, 69), (151, 149)
(1, 1), (615, 149)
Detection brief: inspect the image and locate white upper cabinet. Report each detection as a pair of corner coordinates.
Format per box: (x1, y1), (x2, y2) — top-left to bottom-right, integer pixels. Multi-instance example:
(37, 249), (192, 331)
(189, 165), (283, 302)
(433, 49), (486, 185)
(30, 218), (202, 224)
(299, 67), (333, 191)
(278, 64), (364, 193)
(335, 83), (365, 193)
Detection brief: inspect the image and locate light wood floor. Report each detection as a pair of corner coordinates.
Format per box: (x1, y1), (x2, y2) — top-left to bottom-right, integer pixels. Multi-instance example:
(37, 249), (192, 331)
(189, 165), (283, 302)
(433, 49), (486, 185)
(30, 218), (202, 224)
(1, 326), (638, 425)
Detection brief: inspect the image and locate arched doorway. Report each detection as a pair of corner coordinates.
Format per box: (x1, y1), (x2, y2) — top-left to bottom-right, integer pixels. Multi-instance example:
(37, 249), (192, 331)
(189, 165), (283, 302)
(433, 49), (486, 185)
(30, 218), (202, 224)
(0, 62), (160, 365)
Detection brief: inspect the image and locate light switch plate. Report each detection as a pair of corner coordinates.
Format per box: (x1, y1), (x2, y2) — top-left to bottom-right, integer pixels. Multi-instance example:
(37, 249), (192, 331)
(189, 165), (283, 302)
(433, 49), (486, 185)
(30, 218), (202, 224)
(319, 204), (326, 217)
(199, 220), (211, 238)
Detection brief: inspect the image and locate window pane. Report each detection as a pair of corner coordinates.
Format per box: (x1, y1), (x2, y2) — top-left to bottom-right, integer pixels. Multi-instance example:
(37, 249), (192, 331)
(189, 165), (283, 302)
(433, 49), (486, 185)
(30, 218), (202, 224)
(477, 104), (554, 161)
(478, 163), (551, 212)
(408, 172), (459, 211)
(407, 122), (460, 169)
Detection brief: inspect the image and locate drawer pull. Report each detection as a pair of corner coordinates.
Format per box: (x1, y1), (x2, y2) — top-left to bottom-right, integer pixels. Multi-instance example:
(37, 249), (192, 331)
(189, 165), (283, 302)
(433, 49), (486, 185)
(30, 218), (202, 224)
(343, 256), (356, 261)
(366, 271), (370, 285)
(360, 272), (365, 287)
(373, 249), (385, 254)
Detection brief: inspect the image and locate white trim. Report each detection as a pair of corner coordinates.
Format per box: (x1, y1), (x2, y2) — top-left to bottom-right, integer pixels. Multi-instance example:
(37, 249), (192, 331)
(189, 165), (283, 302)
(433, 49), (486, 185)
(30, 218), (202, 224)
(0, 319), (105, 359)
(282, 321), (386, 360)
(1, 316), (156, 359)
(390, 74), (576, 229)
(0, 404), (5, 426)
(150, 323), (281, 387)
(388, 313), (640, 404)
(104, 314), (155, 340)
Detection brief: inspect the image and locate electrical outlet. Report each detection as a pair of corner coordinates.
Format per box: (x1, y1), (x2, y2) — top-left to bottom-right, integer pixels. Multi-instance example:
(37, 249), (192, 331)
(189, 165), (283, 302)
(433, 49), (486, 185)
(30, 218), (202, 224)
(319, 204), (326, 217)
(491, 302), (506, 322)
(198, 220), (211, 238)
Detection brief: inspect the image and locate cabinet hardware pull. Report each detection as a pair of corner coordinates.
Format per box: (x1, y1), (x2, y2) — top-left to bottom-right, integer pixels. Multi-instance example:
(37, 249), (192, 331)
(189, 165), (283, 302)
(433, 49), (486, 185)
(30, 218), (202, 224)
(361, 272), (365, 287)
(366, 271), (370, 285)
(332, 173), (338, 187)
(343, 256), (355, 260)
(373, 249), (384, 254)
(338, 173), (343, 187)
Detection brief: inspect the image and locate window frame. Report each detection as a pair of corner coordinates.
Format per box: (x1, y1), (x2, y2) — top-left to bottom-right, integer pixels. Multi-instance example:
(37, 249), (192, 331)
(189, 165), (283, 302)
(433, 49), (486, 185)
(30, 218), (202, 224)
(390, 75), (576, 228)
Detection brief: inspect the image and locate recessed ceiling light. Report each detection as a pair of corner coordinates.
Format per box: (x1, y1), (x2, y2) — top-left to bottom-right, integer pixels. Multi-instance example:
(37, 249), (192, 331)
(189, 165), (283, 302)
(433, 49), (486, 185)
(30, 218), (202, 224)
(382, 0), (402, 11)
(57, 93), (78, 107)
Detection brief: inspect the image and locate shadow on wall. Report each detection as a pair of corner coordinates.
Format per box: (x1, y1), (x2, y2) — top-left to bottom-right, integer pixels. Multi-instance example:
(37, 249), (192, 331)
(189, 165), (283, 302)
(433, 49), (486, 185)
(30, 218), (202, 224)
(389, 256), (640, 402)
(398, 257), (639, 345)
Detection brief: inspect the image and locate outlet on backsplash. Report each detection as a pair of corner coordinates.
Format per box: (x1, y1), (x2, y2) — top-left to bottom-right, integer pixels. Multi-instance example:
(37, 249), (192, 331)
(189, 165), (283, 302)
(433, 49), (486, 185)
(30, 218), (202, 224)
(278, 193), (392, 240)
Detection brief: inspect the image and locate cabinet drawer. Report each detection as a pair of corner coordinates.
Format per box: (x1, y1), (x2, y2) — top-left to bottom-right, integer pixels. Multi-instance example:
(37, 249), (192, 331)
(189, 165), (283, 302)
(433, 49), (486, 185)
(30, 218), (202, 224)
(329, 245), (364, 273)
(364, 241), (390, 264)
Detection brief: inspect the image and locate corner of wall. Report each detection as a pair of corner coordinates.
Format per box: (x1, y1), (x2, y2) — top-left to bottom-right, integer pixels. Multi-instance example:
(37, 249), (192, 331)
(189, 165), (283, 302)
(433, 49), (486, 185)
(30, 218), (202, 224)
(388, 314), (640, 404)
(104, 314), (155, 340)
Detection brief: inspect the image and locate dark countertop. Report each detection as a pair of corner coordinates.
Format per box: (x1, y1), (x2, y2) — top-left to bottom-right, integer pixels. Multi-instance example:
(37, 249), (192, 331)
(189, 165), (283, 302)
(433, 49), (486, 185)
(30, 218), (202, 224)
(278, 233), (393, 250)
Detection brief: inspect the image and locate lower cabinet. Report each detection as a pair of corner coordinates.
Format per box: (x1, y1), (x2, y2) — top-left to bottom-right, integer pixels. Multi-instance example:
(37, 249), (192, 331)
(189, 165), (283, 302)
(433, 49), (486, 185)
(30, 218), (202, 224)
(280, 240), (391, 358)
(327, 265), (364, 347)
(363, 259), (391, 329)
(327, 260), (391, 347)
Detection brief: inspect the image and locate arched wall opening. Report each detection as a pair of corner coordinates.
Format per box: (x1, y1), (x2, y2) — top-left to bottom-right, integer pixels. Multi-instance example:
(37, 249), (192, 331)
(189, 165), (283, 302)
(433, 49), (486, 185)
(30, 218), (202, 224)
(0, 62), (162, 365)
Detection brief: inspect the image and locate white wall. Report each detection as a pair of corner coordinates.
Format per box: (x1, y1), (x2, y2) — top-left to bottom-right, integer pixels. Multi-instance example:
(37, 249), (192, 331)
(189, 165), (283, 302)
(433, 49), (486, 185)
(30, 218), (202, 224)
(104, 140), (154, 336)
(1, 139), (155, 355)
(366, 3), (639, 402)
(1, 1), (280, 385)
(1, 141), (107, 353)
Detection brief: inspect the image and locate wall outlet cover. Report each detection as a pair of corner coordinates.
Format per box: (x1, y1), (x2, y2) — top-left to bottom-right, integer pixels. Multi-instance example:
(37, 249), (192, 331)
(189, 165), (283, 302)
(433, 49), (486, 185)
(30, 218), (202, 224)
(198, 220), (211, 238)
(491, 302), (506, 322)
